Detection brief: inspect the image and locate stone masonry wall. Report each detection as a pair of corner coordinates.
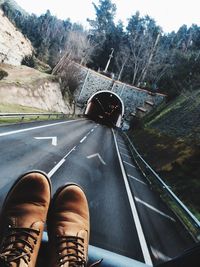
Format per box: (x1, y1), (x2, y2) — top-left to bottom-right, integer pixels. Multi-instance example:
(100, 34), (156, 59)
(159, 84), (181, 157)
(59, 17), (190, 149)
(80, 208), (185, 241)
(75, 65), (166, 116)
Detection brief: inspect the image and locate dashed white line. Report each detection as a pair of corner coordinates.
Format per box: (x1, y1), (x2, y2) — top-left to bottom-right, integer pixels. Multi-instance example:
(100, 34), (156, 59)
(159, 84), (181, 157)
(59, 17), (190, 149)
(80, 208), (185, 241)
(48, 146), (76, 177)
(128, 174), (147, 185)
(48, 125), (96, 177)
(112, 129), (153, 266)
(80, 136), (87, 143)
(135, 197), (176, 222)
(124, 161), (136, 168)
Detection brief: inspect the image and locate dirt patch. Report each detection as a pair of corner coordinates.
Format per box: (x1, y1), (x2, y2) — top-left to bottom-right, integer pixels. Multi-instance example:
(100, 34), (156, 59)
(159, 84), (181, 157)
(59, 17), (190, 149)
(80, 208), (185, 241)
(0, 64), (69, 113)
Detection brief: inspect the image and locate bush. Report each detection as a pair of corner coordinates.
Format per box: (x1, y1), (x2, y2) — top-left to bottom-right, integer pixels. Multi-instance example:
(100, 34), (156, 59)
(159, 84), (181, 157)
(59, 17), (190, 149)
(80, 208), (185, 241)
(0, 69), (8, 80)
(56, 61), (83, 105)
(21, 55), (36, 68)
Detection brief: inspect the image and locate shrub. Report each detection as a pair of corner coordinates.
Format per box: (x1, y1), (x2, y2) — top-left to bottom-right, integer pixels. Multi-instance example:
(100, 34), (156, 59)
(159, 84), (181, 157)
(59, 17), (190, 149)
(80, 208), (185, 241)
(56, 60), (83, 105)
(21, 55), (36, 68)
(0, 69), (8, 80)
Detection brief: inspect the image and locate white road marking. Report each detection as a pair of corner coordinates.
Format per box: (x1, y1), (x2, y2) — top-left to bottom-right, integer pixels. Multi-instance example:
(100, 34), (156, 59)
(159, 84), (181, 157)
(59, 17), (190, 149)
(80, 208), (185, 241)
(0, 120), (82, 137)
(80, 136), (87, 143)
(150, 246), (172, 261)
(135, 197), (176, 222)
(48, 146), (76, 177)
(34, 136), (57, 146)
(121, 152), (131, 159)
(112, 129), (153, 266)
(124, 161), (136, 168)
(128, 174), (147, 185)
(119, 146), (129, 152)
(119, 143), (127, 149)
(87, 153), (106, 165)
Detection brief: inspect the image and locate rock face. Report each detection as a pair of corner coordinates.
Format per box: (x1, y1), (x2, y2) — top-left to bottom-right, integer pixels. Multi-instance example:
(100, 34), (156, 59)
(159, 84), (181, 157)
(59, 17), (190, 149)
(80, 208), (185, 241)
(0, 82), (69, 113)
(0, 9), (33, 65)
(0, 64), (70, 113)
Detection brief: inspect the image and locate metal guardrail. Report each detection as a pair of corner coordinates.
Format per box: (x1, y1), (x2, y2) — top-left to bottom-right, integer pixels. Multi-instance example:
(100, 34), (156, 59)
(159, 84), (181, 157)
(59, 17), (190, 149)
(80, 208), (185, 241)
(122, 131), (200, 242)
(0, 112), (66, 120)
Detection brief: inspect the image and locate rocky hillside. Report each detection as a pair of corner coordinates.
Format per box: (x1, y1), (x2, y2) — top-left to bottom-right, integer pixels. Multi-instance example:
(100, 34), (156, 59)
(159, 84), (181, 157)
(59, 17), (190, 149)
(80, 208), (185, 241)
(0, 64), (70, 113)
(0, 8), (33, 65)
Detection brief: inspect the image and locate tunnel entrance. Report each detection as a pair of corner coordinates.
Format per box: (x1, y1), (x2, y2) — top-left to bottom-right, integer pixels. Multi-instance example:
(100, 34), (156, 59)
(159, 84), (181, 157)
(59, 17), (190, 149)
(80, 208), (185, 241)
(85, 90), (124, 127)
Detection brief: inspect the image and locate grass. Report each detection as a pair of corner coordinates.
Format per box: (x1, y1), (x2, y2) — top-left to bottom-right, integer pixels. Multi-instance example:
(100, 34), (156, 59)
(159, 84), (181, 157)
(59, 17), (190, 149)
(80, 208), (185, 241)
(129, 128), (200, 221)
(0, 103), (49, 113)
(0, 103), (67, 124)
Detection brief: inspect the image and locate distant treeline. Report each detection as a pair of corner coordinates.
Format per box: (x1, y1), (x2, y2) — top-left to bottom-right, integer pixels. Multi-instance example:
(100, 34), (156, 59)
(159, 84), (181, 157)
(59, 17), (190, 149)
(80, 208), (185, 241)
(1, 0), (200, 99)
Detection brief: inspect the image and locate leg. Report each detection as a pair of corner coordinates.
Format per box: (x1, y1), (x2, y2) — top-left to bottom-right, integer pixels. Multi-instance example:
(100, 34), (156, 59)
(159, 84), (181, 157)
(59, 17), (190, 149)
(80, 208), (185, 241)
(0, 171), (51, 267)
(47, 184), (102, 267)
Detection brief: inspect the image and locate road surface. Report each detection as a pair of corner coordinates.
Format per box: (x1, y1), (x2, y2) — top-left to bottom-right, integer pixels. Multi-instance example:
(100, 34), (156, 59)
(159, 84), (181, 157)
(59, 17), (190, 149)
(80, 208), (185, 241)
(0, 118), (195, 265)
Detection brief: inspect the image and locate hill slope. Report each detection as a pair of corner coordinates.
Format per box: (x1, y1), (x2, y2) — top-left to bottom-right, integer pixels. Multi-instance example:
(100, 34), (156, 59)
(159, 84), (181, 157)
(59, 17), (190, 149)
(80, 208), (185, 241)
(130, 89), (200, 219)
(0, 0), (28, 16)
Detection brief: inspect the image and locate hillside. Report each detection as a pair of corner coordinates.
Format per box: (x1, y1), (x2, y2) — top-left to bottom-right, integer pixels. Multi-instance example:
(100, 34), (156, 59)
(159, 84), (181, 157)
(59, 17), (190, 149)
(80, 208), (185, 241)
(130, 89), (200, 219)
(0, 0), (28, 16)
(0, 64), (70, 113)
(0, 8), (33, 65)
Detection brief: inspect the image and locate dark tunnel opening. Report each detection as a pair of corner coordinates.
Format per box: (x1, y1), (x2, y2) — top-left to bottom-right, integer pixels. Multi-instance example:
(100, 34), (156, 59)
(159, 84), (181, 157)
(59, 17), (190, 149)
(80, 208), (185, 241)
(85, 91), (124, 127)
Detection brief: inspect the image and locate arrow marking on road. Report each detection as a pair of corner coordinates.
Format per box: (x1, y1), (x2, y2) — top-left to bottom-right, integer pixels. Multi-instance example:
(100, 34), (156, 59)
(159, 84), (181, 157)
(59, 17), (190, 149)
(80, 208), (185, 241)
(34, 136), (57, 146)
(87, 153), (106, 165)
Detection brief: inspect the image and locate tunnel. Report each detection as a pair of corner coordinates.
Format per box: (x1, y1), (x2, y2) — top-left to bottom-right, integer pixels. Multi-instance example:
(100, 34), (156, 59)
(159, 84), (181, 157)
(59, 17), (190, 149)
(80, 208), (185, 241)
(85, 90), (124, 127)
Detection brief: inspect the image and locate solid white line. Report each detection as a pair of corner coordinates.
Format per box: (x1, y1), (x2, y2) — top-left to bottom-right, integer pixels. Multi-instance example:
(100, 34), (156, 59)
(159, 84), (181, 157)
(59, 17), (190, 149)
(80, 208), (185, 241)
(112, 129), (153, 266)
(121, 152), (131, 159)
(124, 161), (136, 168)
(48, 146), (76, 178)
(135, 197), (176, 222)
(80, 136), (87, 143)
(128, 174), (147, 185)
(0, 120), (82, 137)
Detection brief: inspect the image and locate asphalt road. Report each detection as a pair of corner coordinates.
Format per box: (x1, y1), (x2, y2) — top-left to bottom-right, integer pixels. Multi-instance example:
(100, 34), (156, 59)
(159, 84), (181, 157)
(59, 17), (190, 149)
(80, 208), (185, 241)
(0, 118), (195, 265)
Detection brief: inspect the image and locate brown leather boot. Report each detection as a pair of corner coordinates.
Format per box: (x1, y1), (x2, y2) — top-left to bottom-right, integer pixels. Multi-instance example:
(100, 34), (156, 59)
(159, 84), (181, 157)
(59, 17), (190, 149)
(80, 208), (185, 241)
(47, 184), (101, 267)
(0, 171), (51, 267)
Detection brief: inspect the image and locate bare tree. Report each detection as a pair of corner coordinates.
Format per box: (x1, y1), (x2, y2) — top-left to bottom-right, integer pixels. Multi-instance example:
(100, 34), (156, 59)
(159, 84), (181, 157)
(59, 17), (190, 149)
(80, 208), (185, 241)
(52, 29), (95, 74)
(115, 44), (130, 81)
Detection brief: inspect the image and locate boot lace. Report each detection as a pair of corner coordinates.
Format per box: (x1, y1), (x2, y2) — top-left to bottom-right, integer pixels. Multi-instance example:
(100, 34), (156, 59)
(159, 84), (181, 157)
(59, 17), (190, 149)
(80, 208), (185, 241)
(0, 225), (40, 266)
(56, 235), (102, 267)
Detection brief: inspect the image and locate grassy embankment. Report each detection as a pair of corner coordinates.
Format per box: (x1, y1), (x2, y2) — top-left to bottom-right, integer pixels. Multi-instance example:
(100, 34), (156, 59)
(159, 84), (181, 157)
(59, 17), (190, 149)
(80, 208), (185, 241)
(0, 64), (73, 124)
(129, 89), (200, 220)
(0, 103), (61, 124)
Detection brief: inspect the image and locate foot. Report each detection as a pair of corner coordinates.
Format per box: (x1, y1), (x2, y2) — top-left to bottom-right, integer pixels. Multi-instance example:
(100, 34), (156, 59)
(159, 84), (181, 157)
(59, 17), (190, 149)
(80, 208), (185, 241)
(0, 171), (51, 267)
(47, 184), (90, 267)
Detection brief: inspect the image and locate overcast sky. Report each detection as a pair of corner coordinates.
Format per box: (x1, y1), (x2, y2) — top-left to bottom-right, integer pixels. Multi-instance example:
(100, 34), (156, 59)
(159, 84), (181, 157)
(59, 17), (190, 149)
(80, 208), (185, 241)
(15, 0), (200, 33)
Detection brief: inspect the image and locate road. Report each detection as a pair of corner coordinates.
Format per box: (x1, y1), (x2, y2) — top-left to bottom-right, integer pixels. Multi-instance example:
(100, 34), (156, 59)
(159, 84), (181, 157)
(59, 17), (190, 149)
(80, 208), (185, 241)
(0, 118), (195, 265)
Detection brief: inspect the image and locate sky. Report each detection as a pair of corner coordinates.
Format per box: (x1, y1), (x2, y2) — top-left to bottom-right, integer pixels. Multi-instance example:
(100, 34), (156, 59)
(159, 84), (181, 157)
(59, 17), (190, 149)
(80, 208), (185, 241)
(15, 0), (200, 33)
